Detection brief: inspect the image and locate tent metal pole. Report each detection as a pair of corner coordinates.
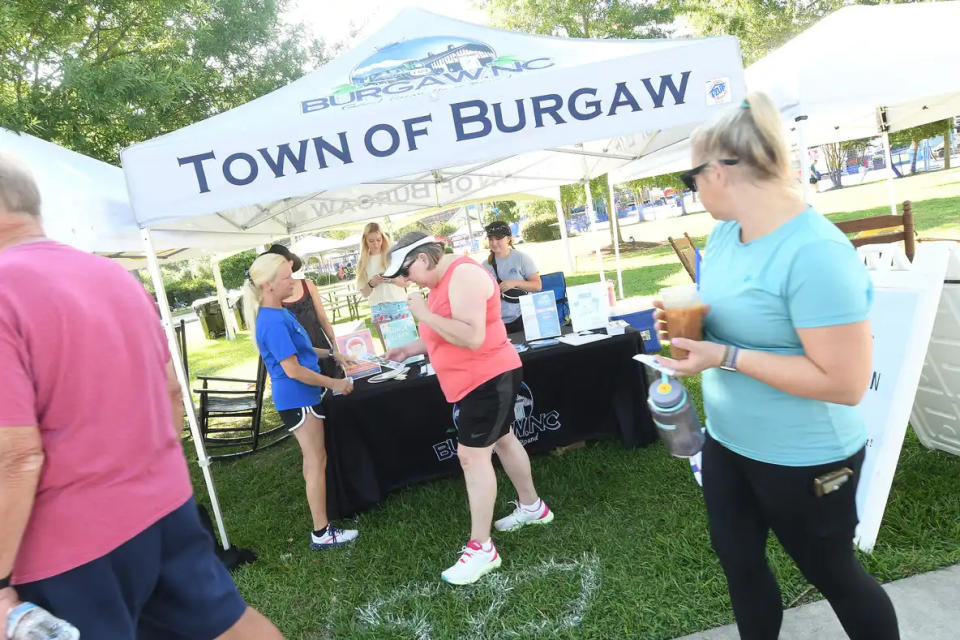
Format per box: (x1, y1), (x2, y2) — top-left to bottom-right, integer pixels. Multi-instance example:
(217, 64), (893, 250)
(583, 177), (604, 283)
(878, 106), (897, 216)
(882, 131), (897, 215)
(141, 228), (231, 551)
(580, 145), (604, 283)
(554, 189), (575, 276)
(607, 176), (624, 300)
(795, 115), (814, 203)
(465, 204), (475, 255)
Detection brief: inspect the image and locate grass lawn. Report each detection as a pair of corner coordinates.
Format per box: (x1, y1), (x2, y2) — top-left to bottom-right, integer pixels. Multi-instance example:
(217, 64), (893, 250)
(183, 195), (960, 639)
(567, 195), (960, 299)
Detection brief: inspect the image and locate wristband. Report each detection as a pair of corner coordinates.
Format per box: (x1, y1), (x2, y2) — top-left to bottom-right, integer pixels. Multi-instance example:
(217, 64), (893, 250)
(720, 345), (739, 372)
(0, 573), (10, 589)
(367, 279), (375, 288)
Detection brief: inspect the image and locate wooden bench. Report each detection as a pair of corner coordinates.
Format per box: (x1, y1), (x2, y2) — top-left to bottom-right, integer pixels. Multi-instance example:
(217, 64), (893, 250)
(833, 200), (915, 261)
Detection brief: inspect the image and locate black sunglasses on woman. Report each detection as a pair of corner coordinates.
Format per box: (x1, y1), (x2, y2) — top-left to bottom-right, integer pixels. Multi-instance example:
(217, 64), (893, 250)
(680, 158), (739, 192)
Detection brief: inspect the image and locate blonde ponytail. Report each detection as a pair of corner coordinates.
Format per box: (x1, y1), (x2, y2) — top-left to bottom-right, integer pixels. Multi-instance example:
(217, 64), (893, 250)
(243, 253), (287, 339)
(691, 91), (794, 186)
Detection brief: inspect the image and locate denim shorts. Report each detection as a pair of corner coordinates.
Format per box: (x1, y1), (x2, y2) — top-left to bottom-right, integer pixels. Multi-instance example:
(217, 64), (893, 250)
(16, 498), (247, 639)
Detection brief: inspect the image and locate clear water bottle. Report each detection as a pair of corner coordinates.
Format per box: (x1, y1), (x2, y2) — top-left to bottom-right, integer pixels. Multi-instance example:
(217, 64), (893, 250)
(647, 373), (704, 458)
(6, 602), (80, 639)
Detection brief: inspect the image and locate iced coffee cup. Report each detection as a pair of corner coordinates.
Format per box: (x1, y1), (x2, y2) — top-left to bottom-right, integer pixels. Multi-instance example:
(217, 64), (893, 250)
(659, 284), (706, 359)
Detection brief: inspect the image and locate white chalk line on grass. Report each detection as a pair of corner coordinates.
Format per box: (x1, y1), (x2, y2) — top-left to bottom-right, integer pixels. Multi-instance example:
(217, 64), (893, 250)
(338, 552), (601, 640)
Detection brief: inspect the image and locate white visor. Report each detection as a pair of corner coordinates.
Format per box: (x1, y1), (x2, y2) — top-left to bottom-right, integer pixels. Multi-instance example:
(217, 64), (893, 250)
(381, 236), (441, 278)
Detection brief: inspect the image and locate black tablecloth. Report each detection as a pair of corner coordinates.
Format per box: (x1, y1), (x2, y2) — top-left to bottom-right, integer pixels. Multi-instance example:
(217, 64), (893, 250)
(323, 330), (655, 518)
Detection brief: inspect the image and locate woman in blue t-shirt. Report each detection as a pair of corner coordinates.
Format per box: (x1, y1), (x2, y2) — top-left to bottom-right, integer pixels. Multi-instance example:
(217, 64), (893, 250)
(655, 93), (898, 639)
(244, 253), (357, 551)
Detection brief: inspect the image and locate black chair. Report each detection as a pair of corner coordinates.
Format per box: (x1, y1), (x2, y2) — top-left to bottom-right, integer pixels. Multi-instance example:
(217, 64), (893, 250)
(171, 319), (191, 436)
(540, 271), (570, 325)
(173, 319), (189, 380)
(194, 358), (289, 459)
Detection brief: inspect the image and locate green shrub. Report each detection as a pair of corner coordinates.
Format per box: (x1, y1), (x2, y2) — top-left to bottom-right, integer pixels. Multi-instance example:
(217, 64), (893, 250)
(165, 277), (215, 308)
(310, 273), (340, 287)
(522, 218), (561, 242)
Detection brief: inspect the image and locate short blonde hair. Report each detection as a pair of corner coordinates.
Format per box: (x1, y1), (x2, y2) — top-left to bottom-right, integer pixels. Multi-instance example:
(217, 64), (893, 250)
(690, 92), (792, 185)
(242, 253), (288, 337)
(0, 153), (41, 217)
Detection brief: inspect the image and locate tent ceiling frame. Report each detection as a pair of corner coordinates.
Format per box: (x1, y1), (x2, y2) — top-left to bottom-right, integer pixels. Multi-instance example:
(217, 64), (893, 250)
(547, 146), (640, 161)
(239, 192), (328, 231)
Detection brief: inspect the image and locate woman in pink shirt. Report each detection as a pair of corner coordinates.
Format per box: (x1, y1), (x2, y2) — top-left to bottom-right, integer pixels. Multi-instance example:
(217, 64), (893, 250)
(383, 233), (554, 586)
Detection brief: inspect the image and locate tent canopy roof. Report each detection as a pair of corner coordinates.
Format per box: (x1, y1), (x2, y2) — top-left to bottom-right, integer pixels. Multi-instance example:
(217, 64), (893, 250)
(611, 1), (960, 182)
(121, 8), (744, 240)
(0, 127), (277, 264)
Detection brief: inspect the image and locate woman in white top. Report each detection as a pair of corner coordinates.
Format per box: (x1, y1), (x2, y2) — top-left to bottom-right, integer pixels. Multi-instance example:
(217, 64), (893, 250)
(356, 222), (410, 325)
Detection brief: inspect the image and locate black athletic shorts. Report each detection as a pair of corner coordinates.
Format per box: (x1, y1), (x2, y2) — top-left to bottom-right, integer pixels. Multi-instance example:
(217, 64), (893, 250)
(277, 397), (326, 432)
(454, 367), (522, 448)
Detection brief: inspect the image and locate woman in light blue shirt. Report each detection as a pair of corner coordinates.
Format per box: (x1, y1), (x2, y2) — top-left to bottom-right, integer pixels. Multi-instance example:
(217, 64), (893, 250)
(656, 93), (898, 639)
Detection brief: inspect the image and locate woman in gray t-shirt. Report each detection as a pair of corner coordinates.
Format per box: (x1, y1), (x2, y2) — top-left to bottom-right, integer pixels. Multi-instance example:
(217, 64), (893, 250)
(482, 221), (542, 333)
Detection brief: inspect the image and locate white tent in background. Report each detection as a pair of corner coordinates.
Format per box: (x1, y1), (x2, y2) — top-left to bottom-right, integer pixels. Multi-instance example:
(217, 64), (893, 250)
(291, 234), (361, 258)
(611, 0), (960, 209)
(0, 127), (276, 266)
(121, 7), (745, 549)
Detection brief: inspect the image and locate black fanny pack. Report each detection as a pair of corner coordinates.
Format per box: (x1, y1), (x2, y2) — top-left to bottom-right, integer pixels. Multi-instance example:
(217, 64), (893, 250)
(491, 258), (527, 301)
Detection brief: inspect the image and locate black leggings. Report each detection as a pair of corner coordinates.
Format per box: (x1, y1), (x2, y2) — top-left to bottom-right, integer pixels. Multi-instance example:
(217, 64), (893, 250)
(702, 435), (899, 640)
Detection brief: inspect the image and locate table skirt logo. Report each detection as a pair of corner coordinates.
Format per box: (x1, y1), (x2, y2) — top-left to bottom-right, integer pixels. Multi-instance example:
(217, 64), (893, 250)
(705, 77), (731, 105)
(435, 382), (561, 460)
(302, 35), (555, 113)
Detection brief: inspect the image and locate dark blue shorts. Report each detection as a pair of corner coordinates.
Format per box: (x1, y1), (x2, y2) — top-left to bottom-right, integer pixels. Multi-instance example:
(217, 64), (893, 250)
(16, 497), (248, 640)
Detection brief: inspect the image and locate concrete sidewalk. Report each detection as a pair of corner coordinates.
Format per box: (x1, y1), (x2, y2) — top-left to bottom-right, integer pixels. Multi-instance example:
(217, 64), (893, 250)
(675, 563), (959, 640)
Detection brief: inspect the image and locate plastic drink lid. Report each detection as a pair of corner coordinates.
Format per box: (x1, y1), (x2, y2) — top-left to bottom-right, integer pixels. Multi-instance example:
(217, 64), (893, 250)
(659, 285), (700, 308)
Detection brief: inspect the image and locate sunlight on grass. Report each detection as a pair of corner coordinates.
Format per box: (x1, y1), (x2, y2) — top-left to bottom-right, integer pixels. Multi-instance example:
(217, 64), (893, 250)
(178, 193), (960, 638)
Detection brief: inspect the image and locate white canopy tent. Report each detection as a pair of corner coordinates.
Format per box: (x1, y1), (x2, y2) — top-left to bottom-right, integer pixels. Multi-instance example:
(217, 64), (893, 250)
(0, 127), (276, 265)
(292, 233), (361, 258)
(122, 8), (745, 548)
(611, 1), (960, 211)
(0, 127), (266, 345)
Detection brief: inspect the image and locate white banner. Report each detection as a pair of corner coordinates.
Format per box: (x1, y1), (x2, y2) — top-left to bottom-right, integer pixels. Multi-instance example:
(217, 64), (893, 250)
(854, 243), (950, 552)
(121, 9), (743, 227)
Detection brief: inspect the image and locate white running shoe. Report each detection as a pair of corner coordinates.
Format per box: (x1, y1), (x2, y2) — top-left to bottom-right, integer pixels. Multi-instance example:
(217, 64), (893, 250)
(494, 499), (554, 532)
(440, 540), (502, 585)
(310, 525), (358, 550)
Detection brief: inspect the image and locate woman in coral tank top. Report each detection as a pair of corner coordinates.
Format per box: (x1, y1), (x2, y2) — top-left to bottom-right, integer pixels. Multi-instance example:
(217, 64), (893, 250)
(383, 232), (554, 586)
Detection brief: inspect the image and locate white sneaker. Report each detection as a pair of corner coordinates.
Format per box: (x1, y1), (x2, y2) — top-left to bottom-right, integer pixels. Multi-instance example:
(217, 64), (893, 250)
(440, 540), (502, 585)
(494, 499), (554, 532)
(310, 525), (358, 550)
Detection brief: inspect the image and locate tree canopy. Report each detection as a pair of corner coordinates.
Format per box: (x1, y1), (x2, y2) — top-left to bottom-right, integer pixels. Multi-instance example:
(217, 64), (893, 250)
(0, 0), (326, 163)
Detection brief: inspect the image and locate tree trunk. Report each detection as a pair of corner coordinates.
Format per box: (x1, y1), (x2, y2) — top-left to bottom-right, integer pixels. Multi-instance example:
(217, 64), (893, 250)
(945, 121), (952, 170)
(605, 195), (623, 248)
(911, 140), (919, 174)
